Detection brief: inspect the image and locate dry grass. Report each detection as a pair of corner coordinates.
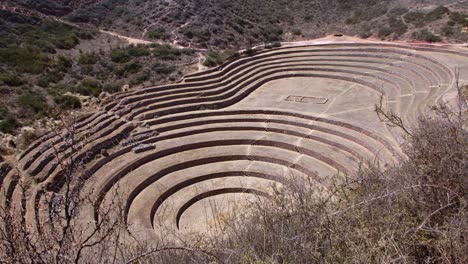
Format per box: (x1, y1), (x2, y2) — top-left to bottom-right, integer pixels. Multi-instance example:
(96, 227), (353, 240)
(195, 108), (468, 263)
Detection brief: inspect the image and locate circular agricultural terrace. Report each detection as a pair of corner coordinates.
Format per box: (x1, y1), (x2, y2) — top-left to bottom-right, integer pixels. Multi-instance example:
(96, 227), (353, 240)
(1, 37), (467, 240)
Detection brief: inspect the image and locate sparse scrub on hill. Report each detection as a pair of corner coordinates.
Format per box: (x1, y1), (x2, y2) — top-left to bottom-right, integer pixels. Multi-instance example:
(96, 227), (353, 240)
(0, 106), (20, 133)
(0, 72), (25, 87)
(152, 44), (194, 60)
(17, 88), (49, 117)
(412, 29), (442, 42)
(388, 6), (409, 17)
(53, 94), (82, 110)
(425, 6), (450, 23)
(114, 60), (142, 77)
(378, 26), (393, 38)
(130, 70), (150, 85)
(346, 3), (388, 24)
(110, 48), (132, 63)
(153, 62), (176, 75)
(404, 5), (451, 28)
(388, 17), (408, 37)
(6, 0), (468, 47)
(146, 28), (170, 40)
(449, 12), (468, 27)
(78, 52), (99, 65)
(291, 29), (302, 36)
(261, 24), (284, 42)
(75, 78), (102, 96)
(404, 11), (426, 27)
(0, 10), (197, 136)
(37, 70), (65, 87)
(203, 50), (224, 67)
(0, 46), (51, 74)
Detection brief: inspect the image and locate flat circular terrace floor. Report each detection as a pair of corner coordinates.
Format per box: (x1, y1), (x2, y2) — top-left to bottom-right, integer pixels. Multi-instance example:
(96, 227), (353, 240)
(2, 38), (467, 241)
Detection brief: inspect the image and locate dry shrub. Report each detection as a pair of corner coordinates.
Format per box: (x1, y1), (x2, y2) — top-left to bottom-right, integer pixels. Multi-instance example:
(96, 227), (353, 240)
(203, 113), (467, 263)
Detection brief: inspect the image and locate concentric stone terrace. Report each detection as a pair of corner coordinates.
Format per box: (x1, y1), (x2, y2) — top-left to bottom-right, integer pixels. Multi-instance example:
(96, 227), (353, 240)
(1, 39), (467, 239)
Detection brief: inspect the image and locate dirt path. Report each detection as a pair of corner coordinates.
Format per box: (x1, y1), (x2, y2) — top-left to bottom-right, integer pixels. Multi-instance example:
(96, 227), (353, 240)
(99, 29), (154, 45)
(170, 21), (191, 48)
(446, 0), (467, 8)
(197, 52), (208, 72)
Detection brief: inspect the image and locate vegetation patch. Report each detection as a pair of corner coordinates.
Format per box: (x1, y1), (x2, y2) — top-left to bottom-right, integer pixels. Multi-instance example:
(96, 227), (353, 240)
(78, 53), (99, 65)
(17, 89), (48, 117)
(146, 28), (169, 40)
(0, 106), (19, 133)
(203, 51), (224, 67)
(152, 44), (194, 60)
(412, 29), (442, 42)
(153, 62), (176, 75)
(53, 94), (81, 110)
(0, 73), (25, 87)
(76, 78), (102, 96)
(405, 6), (450, 27)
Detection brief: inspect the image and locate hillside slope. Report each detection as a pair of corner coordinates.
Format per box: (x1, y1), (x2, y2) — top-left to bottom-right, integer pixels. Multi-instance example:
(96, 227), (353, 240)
(5, 0), (468, 48)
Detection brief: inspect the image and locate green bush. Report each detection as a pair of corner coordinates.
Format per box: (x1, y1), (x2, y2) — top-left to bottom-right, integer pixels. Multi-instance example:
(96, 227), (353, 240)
(261, 24), (283, 41)
(18, 90), (48, 116)
(126, 44), (150, 57)
(37, 76), (50, 88)
(0, 46), (51, 74)
(80, 64), (94, 75)
(378, 27), (393, 37)
(0, 107), (19, 133)
(152, 44), (183, 60)
(102, 81), (123, 93)
(47, 84), (68, 97)
(110, 49), (131, 63)
(76, 78), (102, 96)
(183, 29), (194, 39)
(53, 32), (79, 49)
(0, 73), (25, 86)
(37, 70), (64, 88)
(78, 53), (98, 65)
(114, 60), (142, 77)
(223, 49), (241, 60)
(203, 51), (224, 67)
(412, 29), (442, 42)
(110, 45), (151, 63)
(53, 95), (81, 109)
(54, 55), (73, 72)
(130, 72), (150, 85)
(449, 12), (468, 27)
(146, 29), (169, 40)
(32, 39), (56, 53)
